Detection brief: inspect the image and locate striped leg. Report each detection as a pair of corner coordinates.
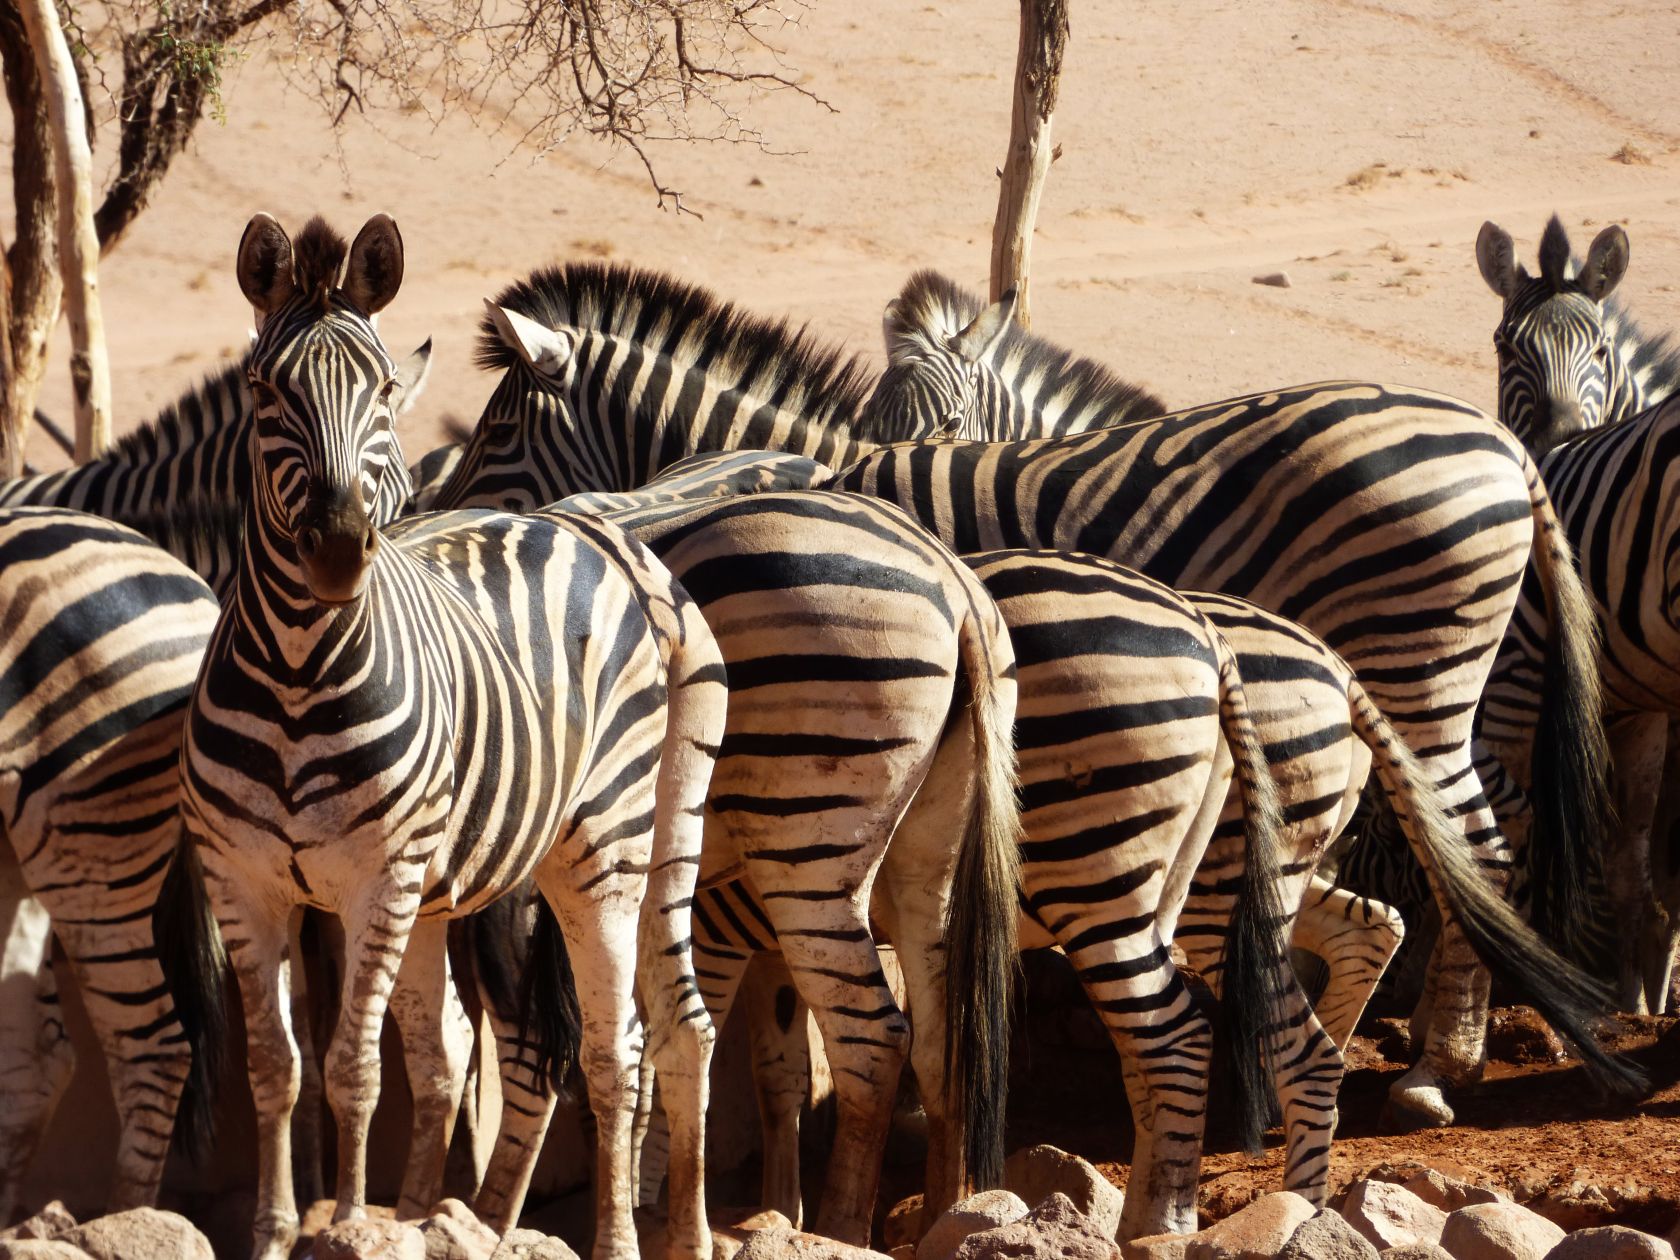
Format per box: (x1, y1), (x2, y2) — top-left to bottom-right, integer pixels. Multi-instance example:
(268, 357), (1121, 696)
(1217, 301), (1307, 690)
(0, 895), (72, 1222)
(474, 995), (560, 1232)
(1293, 879), (1406, 1054)
(389, 920), (474, 1218)
(327, 880), (423, 1223)
(289, 914), (330, 1209)
(740, 953), (812, 1227)
(1607, 713), (1667, 1012)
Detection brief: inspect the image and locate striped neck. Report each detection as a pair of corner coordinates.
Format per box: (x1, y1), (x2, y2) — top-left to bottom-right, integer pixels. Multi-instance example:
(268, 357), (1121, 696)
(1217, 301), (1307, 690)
(1602, 300), (1680, 422)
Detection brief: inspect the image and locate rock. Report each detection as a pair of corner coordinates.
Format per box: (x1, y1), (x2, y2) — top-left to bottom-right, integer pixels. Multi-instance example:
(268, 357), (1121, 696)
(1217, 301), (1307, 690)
(1253, 272), (1293, 288)
(1, 1202), (76, 1241)
(1484, 1007), (1568, 1066)
(1403, 1169), (1504, 1213)
(735, 1229), (890, 1259)
(711, 1210), (795, 1260)
(954, 1194), (1120, 1260)
(0, 1245), (93, 1259)
(885, 1198), (926, 1251)
(1185, 1191), (1316, 1260)
(1121, 1237), (1192, 1260)
(313, 1218), (428, 1260)
(1004, 1145), (1126, 1241)
(489, 1230), (581, 1260)
(1380, 1247), (1455, 1260)
(418, 1200), (499, 1260)
(1340, 1180), (1447, 1250)
(1439, 1202), (1566, 1260)
(917, 1190), (1030, 1260)
(1278, 1210), (1380, 1260)
(59, 1210), (215, 1260)
(1544, 1226), (1676, 1259)
(892, 1250), (916, 1260)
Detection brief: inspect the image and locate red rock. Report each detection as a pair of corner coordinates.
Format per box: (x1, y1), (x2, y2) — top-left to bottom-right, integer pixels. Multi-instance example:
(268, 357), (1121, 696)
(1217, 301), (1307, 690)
(1276, 1211), (1379, 1260)
(1440, 1202), (1566, 1260)
(1543, 1226), (1676, 1259)
(734, 1229), (891, 1259)
(417, 1200), (498, 1260)
(954, 1193), (1120, 1260)
(1402, 1169), (1504, 1213)
(0, 1244), (93, 1259)
(1339, 1180), (1447, 1250)
(1004, 1145), (1126, 1241)
(487, 1230), (579, 1260)
(0, 1202), (75, 1242)
(313, 1218), (427, 1260)
(1121, 1233), (1192, 1260)
(917, 1191), (1029, 1260)
(59, 1210), (214, 1260)
(1185, 1192), (1316, 1260)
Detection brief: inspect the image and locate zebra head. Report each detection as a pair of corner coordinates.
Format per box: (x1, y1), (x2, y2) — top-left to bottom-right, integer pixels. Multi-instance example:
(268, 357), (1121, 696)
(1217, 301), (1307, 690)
(860, 288), (1018, 441)
(235, 212), (428, 605)
(1478, 215), (1630, 453)
(433, 302), (580, 512)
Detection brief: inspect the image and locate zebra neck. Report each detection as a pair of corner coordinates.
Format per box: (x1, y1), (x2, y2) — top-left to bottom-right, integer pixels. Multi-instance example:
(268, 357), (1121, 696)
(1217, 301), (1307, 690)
(568, 330), (877, 491)
(1606, 305), (1680, 423)
(228, 498), (370, 681)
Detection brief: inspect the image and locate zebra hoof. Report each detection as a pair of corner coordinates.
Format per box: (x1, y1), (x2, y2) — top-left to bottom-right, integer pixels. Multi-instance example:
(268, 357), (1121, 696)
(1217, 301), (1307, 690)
(1383, 1082), (1455, 1131)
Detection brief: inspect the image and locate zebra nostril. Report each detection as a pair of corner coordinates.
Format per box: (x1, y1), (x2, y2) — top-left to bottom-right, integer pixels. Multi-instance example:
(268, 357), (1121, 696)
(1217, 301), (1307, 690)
(298, 526), (322, 558)
(363, 527), (378, 556)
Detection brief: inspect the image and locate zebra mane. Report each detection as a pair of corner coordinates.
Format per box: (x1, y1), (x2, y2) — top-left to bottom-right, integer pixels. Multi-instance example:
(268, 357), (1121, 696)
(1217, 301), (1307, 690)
(109, 358), (252, 466)
(1523, 215), (1680, 405)
(127, 496), (244, 554)
(885, 269), (1167, 431)
(293, 216), (349, 310)
(475, 261), (888, 437)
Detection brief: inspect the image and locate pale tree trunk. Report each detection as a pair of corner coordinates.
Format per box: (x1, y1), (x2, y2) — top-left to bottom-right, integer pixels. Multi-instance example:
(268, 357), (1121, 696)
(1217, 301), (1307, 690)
(989, 0), (1068, 331)
(17, 0), (110, 461)
(0, 0), (61, 475)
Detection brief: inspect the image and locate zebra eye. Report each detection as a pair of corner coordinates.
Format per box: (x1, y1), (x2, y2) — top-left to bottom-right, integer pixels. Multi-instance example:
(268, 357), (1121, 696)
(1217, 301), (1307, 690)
(1593, 344), (1610, 361)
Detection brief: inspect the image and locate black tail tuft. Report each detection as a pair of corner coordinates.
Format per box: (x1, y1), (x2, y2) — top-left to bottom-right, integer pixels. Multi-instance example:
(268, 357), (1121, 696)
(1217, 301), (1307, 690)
(518, 897), (582, 1095)
(153, 829), (227, 1158)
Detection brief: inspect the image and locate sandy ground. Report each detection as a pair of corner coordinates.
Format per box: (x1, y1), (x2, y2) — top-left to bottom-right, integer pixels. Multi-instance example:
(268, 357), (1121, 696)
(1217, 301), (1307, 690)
(14, 0), (1680, 465)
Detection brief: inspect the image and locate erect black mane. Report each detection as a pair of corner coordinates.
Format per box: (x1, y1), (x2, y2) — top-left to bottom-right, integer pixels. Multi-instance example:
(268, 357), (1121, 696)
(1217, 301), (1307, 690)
(476, 261), (889, 437)
(292, 215), (349, 308)
(886, 269), (1167, 431)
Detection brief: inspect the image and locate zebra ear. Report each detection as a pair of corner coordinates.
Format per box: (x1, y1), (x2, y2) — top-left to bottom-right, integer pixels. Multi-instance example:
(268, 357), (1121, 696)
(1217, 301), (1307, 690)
(343, 214), (405, 316)
(486, 301), (574, 377)
(947, 290), (1017, 363)
(1579, 224), (1629, 302)
(392, 339), (433, 416)
(1476, 221), (1517, 298)
(237, 213), (296, 322)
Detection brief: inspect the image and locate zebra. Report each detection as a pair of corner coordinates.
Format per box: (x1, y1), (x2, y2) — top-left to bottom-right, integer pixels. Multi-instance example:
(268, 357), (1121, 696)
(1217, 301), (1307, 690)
(179, 213), (729, 1260)
(1477, 215), (1680, 1011)
(0, 506), (228, 1222)
(839, 325), (1628, 1129)
(695, 550), (1628, 1243)
(429, 264), (943, 512)
(441, 489), (1022, 1244)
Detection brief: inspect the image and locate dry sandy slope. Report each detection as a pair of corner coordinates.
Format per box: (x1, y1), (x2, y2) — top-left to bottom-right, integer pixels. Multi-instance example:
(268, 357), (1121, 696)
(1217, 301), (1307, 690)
(18, 0), (1680, 461)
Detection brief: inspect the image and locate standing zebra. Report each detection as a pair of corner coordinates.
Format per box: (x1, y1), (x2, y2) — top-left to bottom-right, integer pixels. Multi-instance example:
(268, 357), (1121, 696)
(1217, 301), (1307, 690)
(0, 507), (227, 1221)
(840, 318), (1621, 1129)
(180, 213), (726, 1260)
(1477, 216), (1680, 1010)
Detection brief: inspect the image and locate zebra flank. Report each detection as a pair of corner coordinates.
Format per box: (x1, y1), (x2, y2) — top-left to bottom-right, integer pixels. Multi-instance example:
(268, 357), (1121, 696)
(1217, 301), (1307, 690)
(0, 507), (228, 1218)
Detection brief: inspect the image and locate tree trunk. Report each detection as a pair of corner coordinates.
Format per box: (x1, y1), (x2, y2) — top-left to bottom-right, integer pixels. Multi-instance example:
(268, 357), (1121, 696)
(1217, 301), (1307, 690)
(17, 0), (110, 461)
(0, 0), (61, 472)
(989, 0), (1068, 331)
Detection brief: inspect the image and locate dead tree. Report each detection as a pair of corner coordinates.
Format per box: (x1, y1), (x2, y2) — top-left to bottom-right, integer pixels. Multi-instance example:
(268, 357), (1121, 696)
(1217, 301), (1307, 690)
(17, 0), (110, 459)
(990, 0), (1068, 330)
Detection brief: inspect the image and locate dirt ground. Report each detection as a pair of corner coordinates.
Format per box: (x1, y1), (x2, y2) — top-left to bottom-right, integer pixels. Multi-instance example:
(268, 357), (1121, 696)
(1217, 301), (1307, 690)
(5, 0), (1680, 1245)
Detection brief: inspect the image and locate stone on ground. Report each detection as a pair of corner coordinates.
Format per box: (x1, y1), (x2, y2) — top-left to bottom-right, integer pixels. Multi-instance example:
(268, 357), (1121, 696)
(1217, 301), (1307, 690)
(1004, 1145), (1126, 1241)
(1380, 1246), (1455, 1260)
(954, 1192), (1121, 1260)
(59, 1209), (214, 1260)
(712, 1210), (795, 1260)
(418, 1199), (499, 1260)
(1121, 1234), (1193, 1260)
(917, 1190), (1030, 1260)
(884, 1198), (925, 1252)
(1439, 1201), (1566, 1260)
(1277, 1210), (1380, 1260)
(0, 1244), (92, 1259)
(0, 1202), (76, 1242)
(1184, 1192), (1316, 1260)
(1341, 1180), (1448, 1250)
(1543, 1226), (1676, 1259)
(735, 1228), (892, 1259)
(488, 1229), (581, 1260)
(1402, 1169), (1504, 1213)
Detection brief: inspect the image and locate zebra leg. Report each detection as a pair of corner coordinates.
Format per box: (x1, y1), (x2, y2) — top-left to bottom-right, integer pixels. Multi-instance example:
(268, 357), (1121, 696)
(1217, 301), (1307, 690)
(1607, 712), (1666, 1012)
(389, 919), (474, 1219)
(0, 896), (72, 1223)
(1641, 729), (1680, 1014)
(289, 914), (328, 1209)
(536, 868), (644, 1260)
(212, 885), (302, 1260)
(740, 952), (811, 1227)
(325, 882), (423, 1224)
(1293, 878), (1406, 1054)
(473, 994), (560, 1233)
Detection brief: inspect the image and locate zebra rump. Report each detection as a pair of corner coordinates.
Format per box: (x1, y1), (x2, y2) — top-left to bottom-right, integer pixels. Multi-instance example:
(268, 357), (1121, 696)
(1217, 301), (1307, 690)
(150, 829), (228, 1156)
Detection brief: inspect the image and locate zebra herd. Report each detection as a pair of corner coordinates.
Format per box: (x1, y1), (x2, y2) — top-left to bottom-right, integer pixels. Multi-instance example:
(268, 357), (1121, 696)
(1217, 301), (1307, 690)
(0, 208), (1672, 1259)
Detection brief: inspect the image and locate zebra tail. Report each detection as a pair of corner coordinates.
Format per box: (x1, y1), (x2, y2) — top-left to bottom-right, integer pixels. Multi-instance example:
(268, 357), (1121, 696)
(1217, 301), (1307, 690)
(1206, 634), (1289, 1155)
(1349, 682), (1647, 1099)
(152, 827), (228, 1157)
(941, 582), (1023, 1192)
(1523, 466), (1618, 976)
(516, 895), (582, 1095)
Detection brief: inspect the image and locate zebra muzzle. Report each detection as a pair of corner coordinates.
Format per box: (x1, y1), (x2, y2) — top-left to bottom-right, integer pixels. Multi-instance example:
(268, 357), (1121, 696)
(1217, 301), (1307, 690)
(295, 490), (380, 604)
